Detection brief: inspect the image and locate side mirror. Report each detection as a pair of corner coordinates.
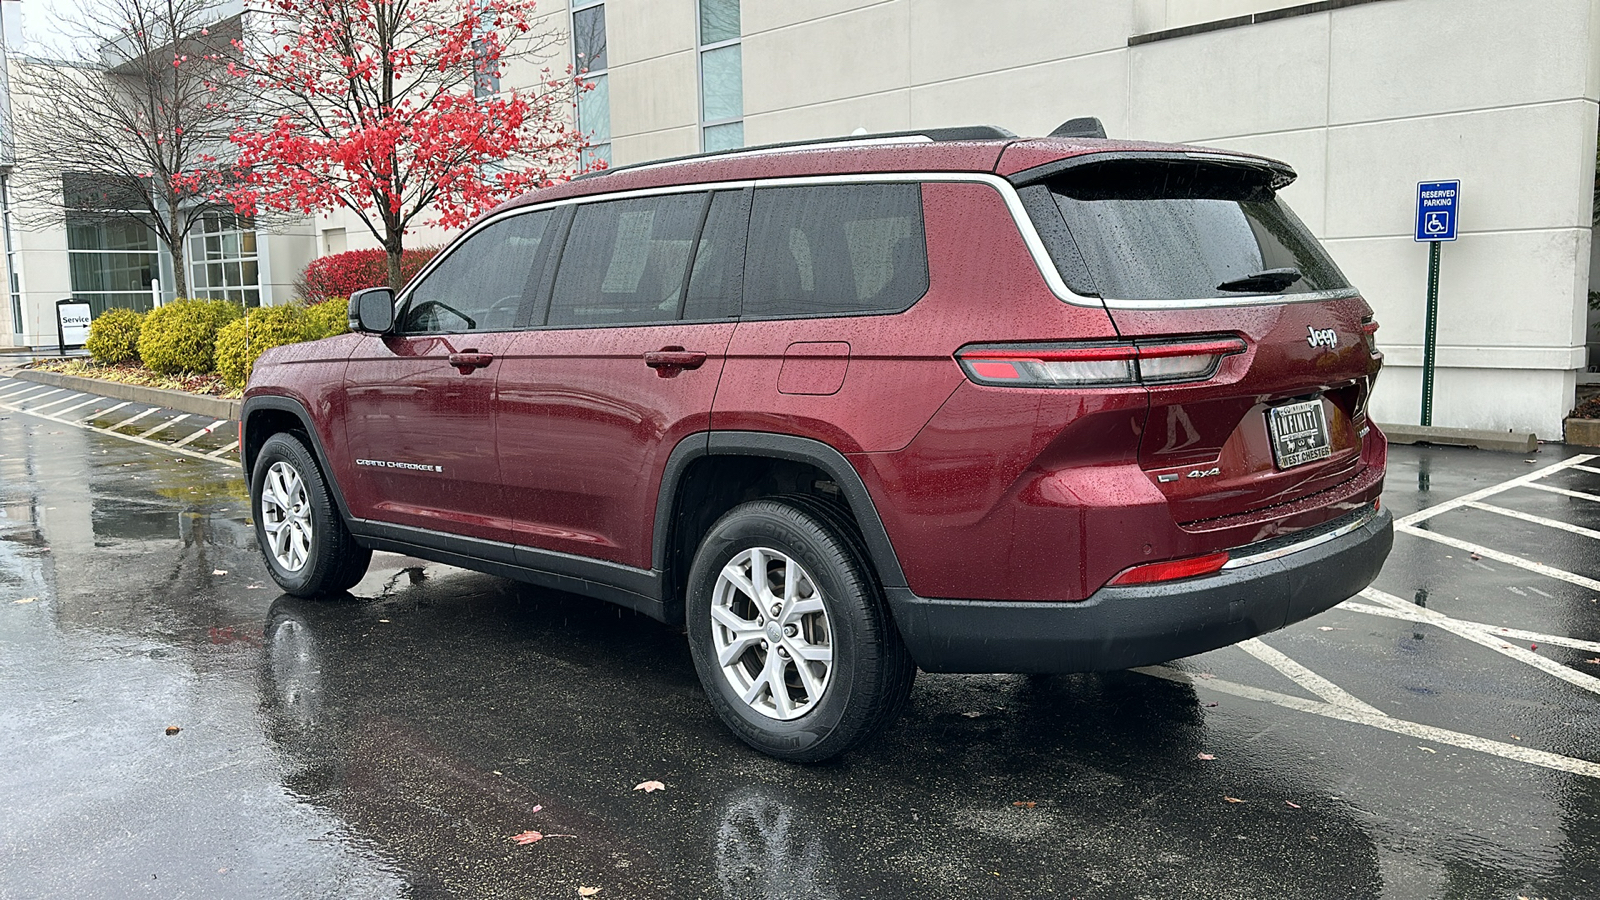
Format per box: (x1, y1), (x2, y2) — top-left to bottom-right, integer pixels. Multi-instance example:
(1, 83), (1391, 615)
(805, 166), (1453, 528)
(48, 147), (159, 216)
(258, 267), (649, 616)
(348, 287), (395, 334)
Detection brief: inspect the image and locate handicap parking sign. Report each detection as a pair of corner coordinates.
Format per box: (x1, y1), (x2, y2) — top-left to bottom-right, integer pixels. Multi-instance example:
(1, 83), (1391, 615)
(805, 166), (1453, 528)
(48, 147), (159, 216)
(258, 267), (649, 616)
(1415, 181), (1459, 242)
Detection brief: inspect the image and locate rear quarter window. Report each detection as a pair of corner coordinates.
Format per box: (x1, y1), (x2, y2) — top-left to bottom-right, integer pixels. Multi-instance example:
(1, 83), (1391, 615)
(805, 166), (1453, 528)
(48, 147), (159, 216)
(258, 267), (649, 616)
(743, 183), (928, 318)
(1023, 159), (1350, 303)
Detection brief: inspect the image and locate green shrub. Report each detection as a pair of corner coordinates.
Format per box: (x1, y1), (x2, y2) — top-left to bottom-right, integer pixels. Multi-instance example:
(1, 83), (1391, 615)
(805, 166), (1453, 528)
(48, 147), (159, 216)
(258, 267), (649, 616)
(215, 304), (312, 390)
(85, 307), (144, 364)
(304, 298), (349, 339)
(137, 297), (243, 374)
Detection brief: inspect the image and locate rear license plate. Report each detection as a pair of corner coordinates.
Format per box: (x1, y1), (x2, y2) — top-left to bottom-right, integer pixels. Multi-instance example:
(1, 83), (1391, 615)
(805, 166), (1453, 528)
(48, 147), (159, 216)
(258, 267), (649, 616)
(1268, 399), (1331, 469)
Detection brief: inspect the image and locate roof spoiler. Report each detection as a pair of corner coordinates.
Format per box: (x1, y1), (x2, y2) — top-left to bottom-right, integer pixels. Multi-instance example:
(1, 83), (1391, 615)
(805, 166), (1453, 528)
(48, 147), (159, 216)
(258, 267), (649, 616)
(1006, 151), (1298, 191)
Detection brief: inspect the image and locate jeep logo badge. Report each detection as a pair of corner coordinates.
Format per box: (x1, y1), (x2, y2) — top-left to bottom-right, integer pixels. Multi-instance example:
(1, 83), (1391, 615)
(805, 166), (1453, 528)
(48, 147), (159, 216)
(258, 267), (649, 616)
(1306, 326), (1338, 350)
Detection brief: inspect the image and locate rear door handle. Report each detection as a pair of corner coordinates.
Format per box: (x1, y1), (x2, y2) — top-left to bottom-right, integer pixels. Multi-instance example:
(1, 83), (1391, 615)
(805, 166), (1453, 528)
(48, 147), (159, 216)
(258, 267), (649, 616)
(644, 347), (708, 376)
(448, 351), (494, 374)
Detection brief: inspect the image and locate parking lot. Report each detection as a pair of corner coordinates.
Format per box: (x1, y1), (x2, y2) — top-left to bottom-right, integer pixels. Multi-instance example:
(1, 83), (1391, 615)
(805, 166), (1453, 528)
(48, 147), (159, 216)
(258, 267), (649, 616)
(4, 374), (1600, 899)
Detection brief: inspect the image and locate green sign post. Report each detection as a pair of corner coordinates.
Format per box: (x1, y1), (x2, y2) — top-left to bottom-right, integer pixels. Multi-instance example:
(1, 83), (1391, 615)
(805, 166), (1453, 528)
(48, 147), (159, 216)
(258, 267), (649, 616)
(1415, 180), (1459, 426)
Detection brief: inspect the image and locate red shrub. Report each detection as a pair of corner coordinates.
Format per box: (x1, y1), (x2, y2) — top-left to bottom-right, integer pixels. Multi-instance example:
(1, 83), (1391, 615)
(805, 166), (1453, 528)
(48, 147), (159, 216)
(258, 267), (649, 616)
(298, 247), (439, 302)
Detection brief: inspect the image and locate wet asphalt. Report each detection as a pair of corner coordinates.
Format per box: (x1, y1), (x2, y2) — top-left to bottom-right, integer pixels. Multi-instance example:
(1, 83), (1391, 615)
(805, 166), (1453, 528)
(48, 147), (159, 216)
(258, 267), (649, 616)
(4, 391), (1600, 899)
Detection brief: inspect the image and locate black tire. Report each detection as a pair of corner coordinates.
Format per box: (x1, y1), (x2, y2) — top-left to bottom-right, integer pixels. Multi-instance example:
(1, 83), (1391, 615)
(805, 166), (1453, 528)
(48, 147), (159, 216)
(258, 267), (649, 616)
(686, 499), (916, 762)
(251, 432), (371, 597)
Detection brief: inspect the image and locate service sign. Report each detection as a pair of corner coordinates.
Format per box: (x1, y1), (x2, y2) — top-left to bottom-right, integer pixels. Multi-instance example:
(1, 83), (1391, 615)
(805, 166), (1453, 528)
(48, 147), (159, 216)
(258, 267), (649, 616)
(56, 299), (92, 350)
(1415, 180), (1460, 242)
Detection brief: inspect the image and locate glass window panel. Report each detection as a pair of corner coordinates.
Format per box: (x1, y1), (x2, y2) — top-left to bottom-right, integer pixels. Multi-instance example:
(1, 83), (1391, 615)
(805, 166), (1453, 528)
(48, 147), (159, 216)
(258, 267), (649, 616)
(577, 72), (610, 144)
(743, 183), (928, 318)
(702, 121), (743, 152)
(205, 235), (222, 260)
(699, 0), (739, 44)
(573, 5), (607, 72)
(224, 261), (242, 287)
(222, 232), (239, 258)
(242, 261), (259, 286)
(245, 289), (261, 308)
(700, 45), (742, 121)
(549, 194), (705, 327)
(192, 264), (206, 287)
(208, 263), (224, 287)
(401, 209), (553, 334)
(240, 230), (256, 255)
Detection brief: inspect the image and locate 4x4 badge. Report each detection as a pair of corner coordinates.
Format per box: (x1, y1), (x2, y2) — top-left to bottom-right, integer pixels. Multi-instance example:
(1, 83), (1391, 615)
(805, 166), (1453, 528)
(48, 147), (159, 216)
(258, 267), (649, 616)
(1307, 326), (1338, 349)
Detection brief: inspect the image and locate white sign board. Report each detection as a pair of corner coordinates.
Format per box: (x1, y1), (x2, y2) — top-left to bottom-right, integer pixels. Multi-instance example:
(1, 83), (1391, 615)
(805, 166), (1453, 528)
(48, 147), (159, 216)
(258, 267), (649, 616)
(56, 300), (92, 351)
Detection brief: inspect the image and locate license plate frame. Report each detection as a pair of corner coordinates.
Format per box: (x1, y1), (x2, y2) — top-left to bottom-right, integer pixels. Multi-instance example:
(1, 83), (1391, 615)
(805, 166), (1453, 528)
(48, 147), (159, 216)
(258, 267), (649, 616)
(1267, 399), (1331, 470)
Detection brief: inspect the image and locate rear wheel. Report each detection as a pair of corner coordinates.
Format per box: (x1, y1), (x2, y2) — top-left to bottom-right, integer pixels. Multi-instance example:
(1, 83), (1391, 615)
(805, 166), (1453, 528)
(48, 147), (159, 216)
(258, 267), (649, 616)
(251, 433), (371, 597)
(686, 499), (915, 762)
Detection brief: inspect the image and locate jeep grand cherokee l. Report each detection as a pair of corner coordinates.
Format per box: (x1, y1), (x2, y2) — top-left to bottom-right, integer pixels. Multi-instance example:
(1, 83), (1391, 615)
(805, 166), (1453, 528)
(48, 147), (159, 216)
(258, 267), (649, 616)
(242, 124), (1393, 762)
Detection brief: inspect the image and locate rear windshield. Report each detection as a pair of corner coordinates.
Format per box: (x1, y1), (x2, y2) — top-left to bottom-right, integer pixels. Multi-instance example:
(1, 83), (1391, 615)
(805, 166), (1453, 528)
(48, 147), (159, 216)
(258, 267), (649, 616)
(1024, 159), (1351, 302)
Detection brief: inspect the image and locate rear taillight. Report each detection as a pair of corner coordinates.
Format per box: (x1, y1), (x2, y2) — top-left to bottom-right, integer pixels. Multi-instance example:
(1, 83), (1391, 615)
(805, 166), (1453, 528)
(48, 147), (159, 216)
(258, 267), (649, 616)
(1108, 551), (1230, 586)
(956, 336), (1246, 388)
(1360, 318), (1380, 356)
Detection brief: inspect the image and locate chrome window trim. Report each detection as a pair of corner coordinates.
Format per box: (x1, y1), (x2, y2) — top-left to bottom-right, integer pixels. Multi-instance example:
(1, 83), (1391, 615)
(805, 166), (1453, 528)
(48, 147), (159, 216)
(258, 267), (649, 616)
(398, 169), (1360, 313)
(1219, 504), (1380, 571)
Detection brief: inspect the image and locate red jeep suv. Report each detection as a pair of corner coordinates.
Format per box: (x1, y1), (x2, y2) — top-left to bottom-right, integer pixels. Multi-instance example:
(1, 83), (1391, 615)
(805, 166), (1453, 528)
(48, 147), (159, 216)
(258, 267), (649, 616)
(242, 124), (1392, 761)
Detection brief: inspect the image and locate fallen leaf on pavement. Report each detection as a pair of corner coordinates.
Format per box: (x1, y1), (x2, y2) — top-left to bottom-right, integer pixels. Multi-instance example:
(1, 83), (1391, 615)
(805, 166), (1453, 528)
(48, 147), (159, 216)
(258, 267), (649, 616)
(1317, 626), (1334, 631)
(1196, 753), (1216, 761)
(1224, 796), (1243, 803)
(578, 888), (601, 897)
(961, 711), (982, 718)
(13, 597), (37, 604)
(1586, 658), (1600, 665)
(1285, 801), (1302, 809)
(1197, 672), (1216, 680)
(510, 831), (543, 845)
(634, 781), (665, 793)
(1530, 644), (1538, 651)
(1204, 702), (1218, 708)
(1470, 554), (1481, 561)
(530, 804), (542, 814)
(165, 726), (181, 736)
(1418, 746), (1436, 753)
(212, 569), (227, 576)
(1011, 801), (1036, 808)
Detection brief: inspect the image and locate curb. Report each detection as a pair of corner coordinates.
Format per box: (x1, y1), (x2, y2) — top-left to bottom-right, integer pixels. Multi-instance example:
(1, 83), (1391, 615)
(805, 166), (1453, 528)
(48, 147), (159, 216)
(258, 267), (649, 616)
(11, 368), (241, 421)
(1379, 423), (1538, 454)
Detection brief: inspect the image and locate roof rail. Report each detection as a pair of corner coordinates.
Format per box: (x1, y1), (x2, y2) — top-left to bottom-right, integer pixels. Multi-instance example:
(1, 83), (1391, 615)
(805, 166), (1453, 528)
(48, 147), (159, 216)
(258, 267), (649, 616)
(570, 125), (1019, 182)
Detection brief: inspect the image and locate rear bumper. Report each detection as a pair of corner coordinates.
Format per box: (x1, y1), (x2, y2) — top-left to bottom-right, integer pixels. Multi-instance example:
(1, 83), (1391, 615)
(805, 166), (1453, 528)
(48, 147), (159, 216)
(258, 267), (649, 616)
(886, 504), (1393, 674)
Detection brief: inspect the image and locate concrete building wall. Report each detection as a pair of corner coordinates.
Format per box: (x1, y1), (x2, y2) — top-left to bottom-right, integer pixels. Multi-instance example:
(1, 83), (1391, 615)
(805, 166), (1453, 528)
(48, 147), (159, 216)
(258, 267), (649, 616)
(592, 0), (1600, 437)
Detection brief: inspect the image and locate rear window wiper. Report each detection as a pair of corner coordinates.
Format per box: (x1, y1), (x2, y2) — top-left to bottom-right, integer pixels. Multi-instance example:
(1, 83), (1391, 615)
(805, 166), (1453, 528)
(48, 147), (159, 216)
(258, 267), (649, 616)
(1216, 267), (1302, 293)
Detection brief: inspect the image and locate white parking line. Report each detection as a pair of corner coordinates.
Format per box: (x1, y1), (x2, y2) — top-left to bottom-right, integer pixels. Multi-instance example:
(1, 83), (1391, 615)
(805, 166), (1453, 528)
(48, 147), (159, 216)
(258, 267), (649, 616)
(135, 414), (190, 439)
(1572, 464), (1600, 476)
(111, 407), (159, 430)
(75, 400), (129, 423)
(206, 440), (241, 458)
(49, 396), (103, 419)
(1237, 638), (1387, 715)
(0, 384), (52, 402)
(15, 387), (65, 405)
(29, 392), (84, 411)
(1135, 664), (1600, 780)
(1465, 500), (1600, 541)
(1397, 453), (1598, 527)
(172, 419), (229, 448)
(1337, 600), (1600, 653)
(0, 396), (234, 466)
(1356, 588), (1600, 697)
(1525, 482), (1600, 504)
(1396, 524), (1600, 594)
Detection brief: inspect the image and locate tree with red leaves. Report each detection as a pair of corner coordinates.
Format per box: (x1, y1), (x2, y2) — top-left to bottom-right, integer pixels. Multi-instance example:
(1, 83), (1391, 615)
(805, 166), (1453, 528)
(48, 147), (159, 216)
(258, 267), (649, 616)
(227, 0), (586, 291)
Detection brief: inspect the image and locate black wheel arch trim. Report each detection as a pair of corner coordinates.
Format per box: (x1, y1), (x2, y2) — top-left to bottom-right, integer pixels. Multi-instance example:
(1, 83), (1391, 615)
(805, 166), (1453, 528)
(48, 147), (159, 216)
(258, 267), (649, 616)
(653, 431), (908, 590)
(241, 394), (355, 522)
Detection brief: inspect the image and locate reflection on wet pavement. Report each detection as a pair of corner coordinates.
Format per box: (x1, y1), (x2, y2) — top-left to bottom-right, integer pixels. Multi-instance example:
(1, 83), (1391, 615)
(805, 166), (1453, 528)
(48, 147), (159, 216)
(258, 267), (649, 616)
(5, 411), (1600, 898)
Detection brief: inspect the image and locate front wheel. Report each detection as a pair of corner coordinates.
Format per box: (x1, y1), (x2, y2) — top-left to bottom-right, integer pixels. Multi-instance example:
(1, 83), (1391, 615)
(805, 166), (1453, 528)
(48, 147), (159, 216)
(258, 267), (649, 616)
(251, 432), (371, 597)
(685, 499), (916, 762)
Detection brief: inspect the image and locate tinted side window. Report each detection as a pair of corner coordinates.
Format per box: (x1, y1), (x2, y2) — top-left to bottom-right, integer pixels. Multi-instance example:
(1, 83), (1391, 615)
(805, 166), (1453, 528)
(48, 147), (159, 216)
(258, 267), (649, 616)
(548, 193), (706, 327)
(681, 189), (748, 321)
(743, 183), (928, 318)
(400, 210), (552, 334)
